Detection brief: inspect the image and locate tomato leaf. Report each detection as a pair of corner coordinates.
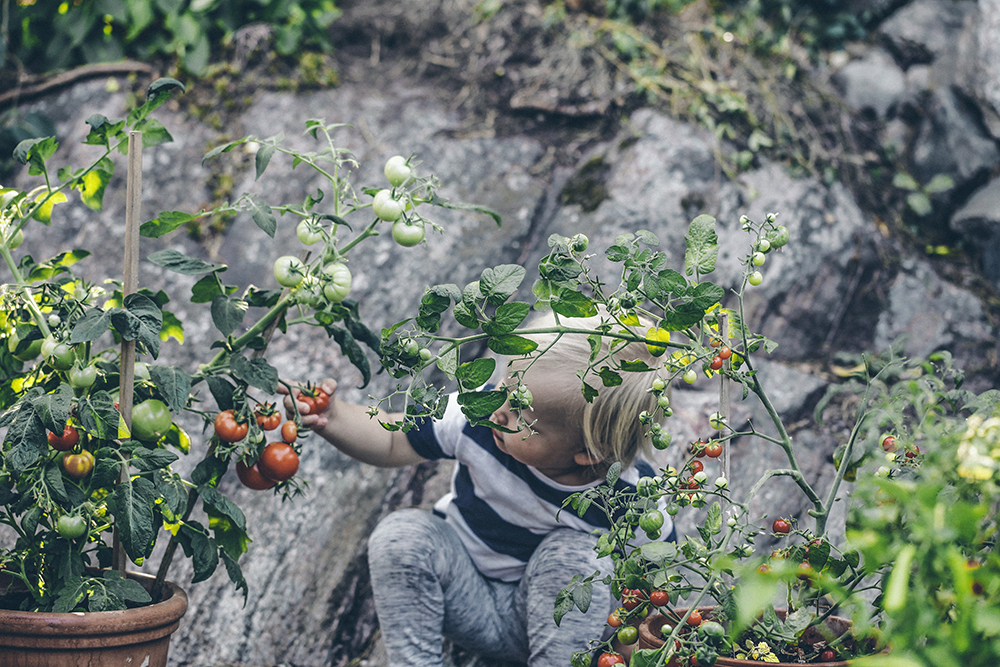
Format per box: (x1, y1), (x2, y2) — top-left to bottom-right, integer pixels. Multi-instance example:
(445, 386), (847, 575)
(416, 285), (456, 333)
(220, 549), (248, 606)
(230, 355), (279, 394)
(247, 196), (277, 237)
(202, 138), (248, 166)
(148, 249), (226, 275)
(3, 404), (48, 474)
(436, 346), (459, 381)
(480, 265), (526, 305)
(551, 290), (597, 318)
(103, 570), (152, 605)
(140, 210), (200, 238)
(684, 214), (718, 277)
(109, 476), (157, 561)
(255, 143), (276, 180)
(44, 460), (70, 504)
(330, 326), (371, 388)
(149, 365), (192, 414)
(487, 334), (538, 356)
(13, 136), (58, 176)
(572, 580), (592, 613)
(483, 301), (530, 336)
(178, 522), (219, 584)
(426, 192), (502, 227)
(78, 391), (122, 440)
(457, 358), (496, 390)
(206, 375), (236, 412)
(553, 586), (575, 627)
(130, 447), (179, 472)
(211, 294), (247, 337)
(456, 389), (508, 420)
(133, 118), (173, 148)
(72, 157), (114, 211)
(598, 367), (622, 387)
(191, 456), (228, 488)
(606, 461), (622, 486)
(659, 303), (704, 331)
(688, 282), (724, 311)
(453, 301), (481, 330)
(109, 293), (163, 359)
(83, 114), (126, 148)
(33, 383), (73, 433)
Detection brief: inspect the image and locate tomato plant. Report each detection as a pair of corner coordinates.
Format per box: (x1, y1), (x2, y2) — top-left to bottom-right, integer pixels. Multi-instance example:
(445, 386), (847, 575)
(258, 442), (299, 482)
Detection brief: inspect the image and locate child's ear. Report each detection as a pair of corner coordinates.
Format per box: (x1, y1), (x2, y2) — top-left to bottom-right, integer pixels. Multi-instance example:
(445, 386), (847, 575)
(574, 450), (605, 467)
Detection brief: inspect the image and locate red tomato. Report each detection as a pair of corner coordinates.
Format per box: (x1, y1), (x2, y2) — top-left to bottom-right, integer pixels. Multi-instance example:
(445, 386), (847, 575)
(686, 610), (702, 626)
(621, 588), (645, 611)
(258, 442), (299, 482)
(704, 442), (723, 458)
(280, 421), (298, 444)
(235, 461), (275, 490)
(214, 410), (248, 443)
(710, 356), (723, 370)
(255, 404), (281, 431)
(772, 518), (791, 534)
(597, 653), (625, 667)
(649, 589), (669, 606)
(689, 460), (704, 474)
(607, 610), (623, 628)
(299, 387), (331, 415)
(48, 424), (80, 451)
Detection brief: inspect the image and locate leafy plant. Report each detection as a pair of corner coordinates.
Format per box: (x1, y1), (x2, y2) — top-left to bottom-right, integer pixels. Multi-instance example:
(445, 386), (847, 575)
(2, 0), (341, 76)
(372, 209), (998, 666)
(892, 172), (954, 217)
(0, 78), (497, 612)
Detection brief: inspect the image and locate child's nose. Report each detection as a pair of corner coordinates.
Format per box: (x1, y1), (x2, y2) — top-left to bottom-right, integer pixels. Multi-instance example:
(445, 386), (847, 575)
(492, 406), (510, 427)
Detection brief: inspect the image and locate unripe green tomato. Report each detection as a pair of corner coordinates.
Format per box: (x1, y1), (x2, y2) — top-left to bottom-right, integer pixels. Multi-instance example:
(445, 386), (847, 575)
(739, 214), (751, 230)
(373, 189), (404, 222)
(296, 219), (324, 245)
(666, 502), (679, 516)
(715, 476), (728, 489)
(402, 338), (420, 357)
(40, 336), (58, 358)
(509, 385), (533, 410)
(638, 509), (664, 533)
(694, 470), (708, 484)
(757, 238), (771, 253)
(709, 412), (725, 429)
(68, 365), (97, 388)
(657, 395), (670, 409)
(47, 313), (61, 327)
(392, 220), (425, 247)
(651, 378), (666, 392)
(652, 431), (671, 450)
(8, 330), (42, 361)
(683, 369), (698, 384)
(662, 406), (673, 418)
(384, 155), (412, 187)
(273, 256), (306, 288)
(56, 515), (87, 539)
(322, 262), (353, 303)
(419, 348), (433, 362)
(570, 233), (589, 252)
(752, 252), (766, 267)
(131, 399), (172, 442)
(748, 271), (763, 286)
(767, 225), (789, 248)
(50, 343), (76, 371)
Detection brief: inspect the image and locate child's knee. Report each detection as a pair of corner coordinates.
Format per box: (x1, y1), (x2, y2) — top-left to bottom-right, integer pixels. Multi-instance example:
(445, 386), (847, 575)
(527, 528), (604, 579)
(368, 508), (446, 570)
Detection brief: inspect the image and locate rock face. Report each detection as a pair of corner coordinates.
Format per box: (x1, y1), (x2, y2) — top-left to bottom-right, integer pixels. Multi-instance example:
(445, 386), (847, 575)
(5, 1), (1000, 666)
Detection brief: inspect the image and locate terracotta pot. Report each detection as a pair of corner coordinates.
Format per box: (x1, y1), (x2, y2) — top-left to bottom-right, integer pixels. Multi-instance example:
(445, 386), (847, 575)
(638, 608), (854, 667)
(0, 572), (188, 667)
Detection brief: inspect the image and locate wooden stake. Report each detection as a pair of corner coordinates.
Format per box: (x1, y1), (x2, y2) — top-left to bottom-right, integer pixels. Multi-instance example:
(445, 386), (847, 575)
(113, 130), (142, 574)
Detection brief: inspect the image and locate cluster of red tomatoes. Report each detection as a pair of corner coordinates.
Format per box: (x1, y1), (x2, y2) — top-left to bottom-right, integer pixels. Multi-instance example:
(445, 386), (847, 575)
(216, 395), (326, 491)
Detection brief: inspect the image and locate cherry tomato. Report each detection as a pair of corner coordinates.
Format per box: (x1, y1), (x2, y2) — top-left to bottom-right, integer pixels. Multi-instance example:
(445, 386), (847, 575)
(300, 387), (330, 415)
(50, 343), (76, 371)
(638, 509), (664, 533)
(597, 653), (625, 667)
(68, 365), (97, 389)
(690, 460), (705, 474)
(621, 588), (645, 611)
(373, 189), (403, 222)
(718, 346), (732, 360)
(710, 356), (723, 370)
(255, 405), (281, 431)
(56, 515), (87, 539)
(757, 238), (771, 253)
(258, 441), (299, 482)
(570, 233), (589, 252)
(704, 442), (723, 458)
(797, 561), (815, 582)
(7, 328), (42, 361)
(384, 155), (412, 187)
(905, 444), (920, 458)
(214, 410), (249, 443)
(280, 420), (298, 443)
(274, 256), (306, 288)
(235, 460), (275, 490)
(48, 424), (80, 451)
(649, 589), (669, 606)
(819, 649), (836, 662)
(683, 369), (698, 384)
(392, 220), (425, 247)
(132, 399), (172, 442)
(322, 262), (353, 303)
(616, 625), (638, 645)
(645, 327), (671, 357)
(687, 610), (703, 626)
(296, 218), (324, 245)
(768, 225), (789, 248)
(607, 610), (623, 628)
(881, 435), (897, 453)
(62, 450), (95, 479)
(752, 251), (766, 266)
(772, 518), (791, 534)
(748, 271), (763, 286)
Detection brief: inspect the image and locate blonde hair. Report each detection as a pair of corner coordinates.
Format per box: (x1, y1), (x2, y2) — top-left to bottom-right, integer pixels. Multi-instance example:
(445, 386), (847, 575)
(510, 308), (663, 470)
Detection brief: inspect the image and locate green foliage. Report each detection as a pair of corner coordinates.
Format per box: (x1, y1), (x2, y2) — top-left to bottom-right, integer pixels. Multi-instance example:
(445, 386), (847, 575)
(3, 0), (342, 76)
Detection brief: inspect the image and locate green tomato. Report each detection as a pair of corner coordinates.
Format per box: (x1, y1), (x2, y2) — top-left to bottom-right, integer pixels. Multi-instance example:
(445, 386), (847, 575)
(56, 515), (87, 539)
(709, 412), (725, 429)
(767, 225), (789, 248)
(757, 238), (771, 253)
(657, 395), (670, 409)
(40, 336), (58, 358)
(683, 369), (698, 384)
(509, 385), (533, 410)
(7, 329), (42, 361)
(616, 625), (639, 645)
(322, 262), (353, 303)
(131, 399), (172, 442)
(651, 378), (666, 392)
(373, 189), (404, 222)
(752, 251), (766, 267)
(638, 509), (664, 533)
(296, 219), (325, 245)
(68, 365), (97, 389)
(384, 155), (412, 187)
(273, 256), (306, 288)
(392, 220), (425, 247)
(50, 343), (76, 371)
(748, 271), (763, 286)
(570, 233), (589, 252)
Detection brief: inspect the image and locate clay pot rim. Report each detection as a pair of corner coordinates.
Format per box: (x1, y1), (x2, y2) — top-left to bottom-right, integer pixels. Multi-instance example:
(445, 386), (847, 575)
(0, 571), (188, 637)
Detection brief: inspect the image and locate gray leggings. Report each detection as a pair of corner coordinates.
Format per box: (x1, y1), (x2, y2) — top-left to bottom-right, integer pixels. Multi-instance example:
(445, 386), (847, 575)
(367, 508), (612, 667)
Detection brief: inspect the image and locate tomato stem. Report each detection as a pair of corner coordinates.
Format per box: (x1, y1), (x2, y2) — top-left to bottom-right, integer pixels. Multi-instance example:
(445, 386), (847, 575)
(200, 292), (294, 372)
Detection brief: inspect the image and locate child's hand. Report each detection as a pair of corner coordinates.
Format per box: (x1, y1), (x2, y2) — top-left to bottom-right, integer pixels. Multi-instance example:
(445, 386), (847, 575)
(278, 379), (337, 430)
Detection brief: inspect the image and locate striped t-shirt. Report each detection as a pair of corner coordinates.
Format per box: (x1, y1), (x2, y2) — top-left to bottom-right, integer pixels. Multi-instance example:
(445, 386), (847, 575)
(406, 396), (676, 582)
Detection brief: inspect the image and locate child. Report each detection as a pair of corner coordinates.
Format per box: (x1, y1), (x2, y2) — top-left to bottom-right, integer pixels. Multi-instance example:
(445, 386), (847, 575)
(281, 312), (675, 667)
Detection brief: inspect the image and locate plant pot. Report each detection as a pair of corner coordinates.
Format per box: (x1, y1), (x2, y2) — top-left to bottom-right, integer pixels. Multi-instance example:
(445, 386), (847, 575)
(638, 608), (854, 666)
(0, 571), (188, 667)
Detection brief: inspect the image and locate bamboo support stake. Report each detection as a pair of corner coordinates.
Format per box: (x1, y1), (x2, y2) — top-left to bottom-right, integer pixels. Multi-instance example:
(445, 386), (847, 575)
(113, 130), (142, 574)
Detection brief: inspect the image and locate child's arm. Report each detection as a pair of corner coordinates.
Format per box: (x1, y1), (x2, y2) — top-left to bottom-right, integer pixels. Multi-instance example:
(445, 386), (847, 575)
(278, 378), (425, 468)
